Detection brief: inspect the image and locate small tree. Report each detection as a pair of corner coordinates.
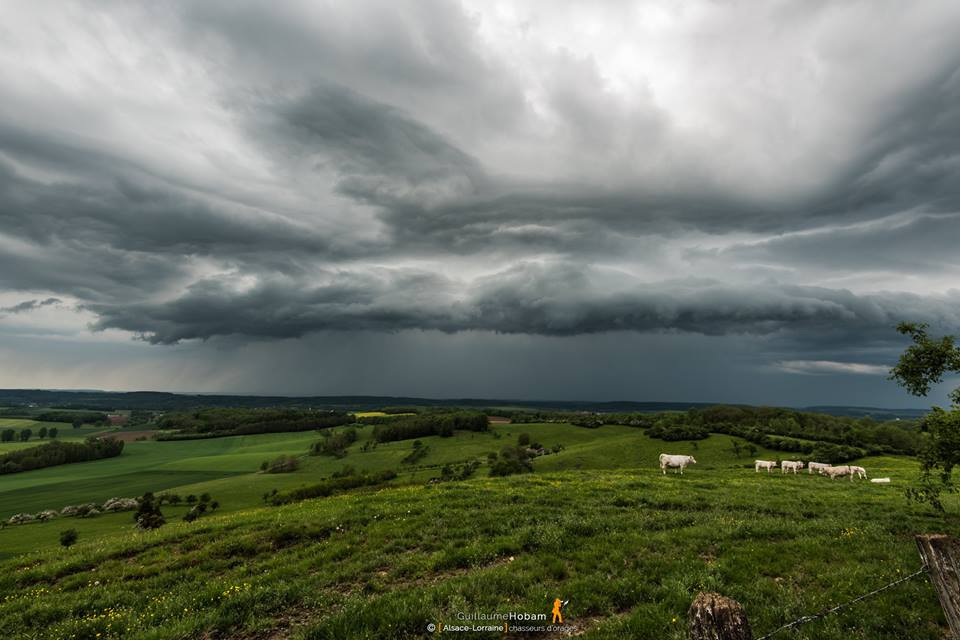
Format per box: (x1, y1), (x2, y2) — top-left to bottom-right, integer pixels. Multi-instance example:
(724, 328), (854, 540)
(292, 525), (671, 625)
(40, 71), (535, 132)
(0, 429), (13, 443)
(48, 427), (58, 439)
(890, 322), (960, 510)
(134, 492), (166, 530)
(186, 495), (197, 504)
(60, 528), (78, 548)
(19, 429), (31, 442)
(199, 493), (211, 504)
(517, 433), (531, 447)
(38, 427), (48, 439)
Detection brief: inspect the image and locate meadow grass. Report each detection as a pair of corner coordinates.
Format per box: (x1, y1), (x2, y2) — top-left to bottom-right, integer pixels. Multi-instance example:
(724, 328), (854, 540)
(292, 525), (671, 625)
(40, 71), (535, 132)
(1, 422), (955, 639)
(0, 464), (954, 640)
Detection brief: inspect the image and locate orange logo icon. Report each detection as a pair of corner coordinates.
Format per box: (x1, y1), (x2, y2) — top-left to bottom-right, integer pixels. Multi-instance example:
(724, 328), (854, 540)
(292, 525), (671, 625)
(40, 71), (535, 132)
(552, 598), (568, 624)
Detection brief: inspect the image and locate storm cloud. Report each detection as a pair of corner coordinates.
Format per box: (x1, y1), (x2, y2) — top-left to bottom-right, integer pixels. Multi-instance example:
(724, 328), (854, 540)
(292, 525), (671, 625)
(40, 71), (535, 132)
(1, 0), (959, 402)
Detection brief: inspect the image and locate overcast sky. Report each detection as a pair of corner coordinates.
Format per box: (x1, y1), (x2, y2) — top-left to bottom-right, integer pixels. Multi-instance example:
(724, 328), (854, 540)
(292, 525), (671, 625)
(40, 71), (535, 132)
(1, 0), (959, 406)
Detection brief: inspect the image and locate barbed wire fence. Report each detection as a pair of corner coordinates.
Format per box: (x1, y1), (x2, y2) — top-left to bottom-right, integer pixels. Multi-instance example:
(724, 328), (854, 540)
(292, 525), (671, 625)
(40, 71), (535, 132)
(756, 566), (929, 639)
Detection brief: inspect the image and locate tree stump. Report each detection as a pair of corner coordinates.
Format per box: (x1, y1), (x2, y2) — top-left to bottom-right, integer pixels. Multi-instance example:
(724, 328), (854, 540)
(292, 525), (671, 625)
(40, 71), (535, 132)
(688, 592), (754, 640)
(916, 534), (960, 638)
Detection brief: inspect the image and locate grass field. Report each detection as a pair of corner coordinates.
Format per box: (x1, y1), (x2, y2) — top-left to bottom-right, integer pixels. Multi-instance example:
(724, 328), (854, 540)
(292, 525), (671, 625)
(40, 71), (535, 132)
(0, 421), (957, 639)
(0, 419), (79, 452)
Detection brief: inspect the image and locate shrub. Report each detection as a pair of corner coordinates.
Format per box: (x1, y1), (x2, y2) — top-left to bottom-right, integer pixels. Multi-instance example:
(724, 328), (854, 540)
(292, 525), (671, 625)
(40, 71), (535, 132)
(134, 493), (166, 530)
(489, 446), (534, 477)
(59, 529), (78, 548)
(310, 428), (358, 458)
(102, 498), (139, 512)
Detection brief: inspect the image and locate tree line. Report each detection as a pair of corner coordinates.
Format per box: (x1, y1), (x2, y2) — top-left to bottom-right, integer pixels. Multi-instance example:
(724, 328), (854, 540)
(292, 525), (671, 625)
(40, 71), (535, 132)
(1, 426), (60, 442)
(0, 437), (124, 474)
(155, 408), (354, 439)
(371, 412), (489, 443)
(505, 404), (919, 458)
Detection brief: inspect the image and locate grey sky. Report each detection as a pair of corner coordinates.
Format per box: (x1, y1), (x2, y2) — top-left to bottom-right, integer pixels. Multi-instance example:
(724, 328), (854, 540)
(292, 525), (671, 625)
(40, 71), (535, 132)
(1, 1), (958, 405)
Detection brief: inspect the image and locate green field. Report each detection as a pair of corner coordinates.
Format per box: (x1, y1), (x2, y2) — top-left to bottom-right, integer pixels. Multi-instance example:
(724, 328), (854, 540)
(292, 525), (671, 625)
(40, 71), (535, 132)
(0, 421), (956, 639)
(0, 419), (105, 452)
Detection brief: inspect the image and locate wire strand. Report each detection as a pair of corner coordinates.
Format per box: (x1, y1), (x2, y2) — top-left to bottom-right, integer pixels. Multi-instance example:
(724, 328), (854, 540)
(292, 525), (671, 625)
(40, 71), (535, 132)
(757, 567), (928, 640)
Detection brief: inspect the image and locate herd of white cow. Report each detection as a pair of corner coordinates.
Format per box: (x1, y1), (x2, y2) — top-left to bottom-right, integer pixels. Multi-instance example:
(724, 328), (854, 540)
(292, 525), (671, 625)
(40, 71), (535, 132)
(658, 453), (891, 483)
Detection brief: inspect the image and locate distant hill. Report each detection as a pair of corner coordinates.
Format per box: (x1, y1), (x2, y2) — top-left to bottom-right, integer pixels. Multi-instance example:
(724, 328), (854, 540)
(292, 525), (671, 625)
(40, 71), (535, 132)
(0, 389), (928, 419)
(799, 405), (928, 420)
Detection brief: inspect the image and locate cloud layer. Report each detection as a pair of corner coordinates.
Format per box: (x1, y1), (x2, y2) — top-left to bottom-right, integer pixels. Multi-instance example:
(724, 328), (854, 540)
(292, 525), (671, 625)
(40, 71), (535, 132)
(1, 1), (959, 399)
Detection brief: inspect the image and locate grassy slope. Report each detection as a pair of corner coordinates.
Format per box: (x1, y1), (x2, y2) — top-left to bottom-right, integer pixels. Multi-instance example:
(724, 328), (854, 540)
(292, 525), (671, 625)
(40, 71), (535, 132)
(0, 466), (955, 640)
(0, 422), (915, 555)
(1, 422), (955, 639)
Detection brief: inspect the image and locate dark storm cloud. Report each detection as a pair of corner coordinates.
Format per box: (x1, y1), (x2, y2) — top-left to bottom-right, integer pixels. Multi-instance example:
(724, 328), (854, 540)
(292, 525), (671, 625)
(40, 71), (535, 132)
(86, 262), (960, 344)
(258, 84), (490, 209)
(1, 0), (959, 383)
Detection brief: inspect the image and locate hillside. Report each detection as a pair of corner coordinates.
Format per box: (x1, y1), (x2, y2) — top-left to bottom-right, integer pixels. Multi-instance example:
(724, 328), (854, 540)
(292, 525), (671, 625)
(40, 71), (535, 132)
(1, 464), (953, 640)
(0, 416), (956, 639)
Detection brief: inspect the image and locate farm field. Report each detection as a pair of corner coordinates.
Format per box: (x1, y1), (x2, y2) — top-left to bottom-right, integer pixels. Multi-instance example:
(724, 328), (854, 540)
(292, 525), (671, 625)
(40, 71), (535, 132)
(1, 419), (954, 639)
(0, 419), (81, 452)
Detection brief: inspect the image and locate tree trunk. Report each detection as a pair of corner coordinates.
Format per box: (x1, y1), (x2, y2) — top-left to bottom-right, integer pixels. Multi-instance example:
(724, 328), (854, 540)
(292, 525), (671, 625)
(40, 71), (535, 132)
(916, 534), (960, 638)
(687, 592), (754, 640)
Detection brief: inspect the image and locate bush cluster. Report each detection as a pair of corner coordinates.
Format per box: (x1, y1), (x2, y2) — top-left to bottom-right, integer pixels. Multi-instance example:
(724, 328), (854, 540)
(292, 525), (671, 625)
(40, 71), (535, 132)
(372, 412), (488, 443)
(0, 437), (124, 474)
(267, 470), (398, 505)
(310, 428), (358, 458)
(261, 455), (301, 473)
(156, 408), (354, 439)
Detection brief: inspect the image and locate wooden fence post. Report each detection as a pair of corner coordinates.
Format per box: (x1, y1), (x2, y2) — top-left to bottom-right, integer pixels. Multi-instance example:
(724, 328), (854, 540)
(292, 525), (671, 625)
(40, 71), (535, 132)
(688, 592), (754, 640)
(916, 534), (960, 638)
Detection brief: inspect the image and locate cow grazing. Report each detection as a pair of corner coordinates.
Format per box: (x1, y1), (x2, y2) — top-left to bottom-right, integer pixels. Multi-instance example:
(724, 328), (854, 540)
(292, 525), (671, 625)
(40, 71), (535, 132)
(849, 465), (867, 479)
(755, 460), (777, 473)
(781, 460), (804, 474)
(822, 465), (853, 480)
(659, 453), (697, 475)
(807, 462), (830, 475)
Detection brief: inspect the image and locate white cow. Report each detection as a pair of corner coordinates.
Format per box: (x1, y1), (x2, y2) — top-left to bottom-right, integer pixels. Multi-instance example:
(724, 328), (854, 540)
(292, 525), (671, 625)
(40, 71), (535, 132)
(849, 465), (867, 479)
(822, 465), (853, 480)
(808, 462), (830, 475)
(755, 460), (777, 473)
(659, 453), (697, 475)
(781, 460), (804, 474)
